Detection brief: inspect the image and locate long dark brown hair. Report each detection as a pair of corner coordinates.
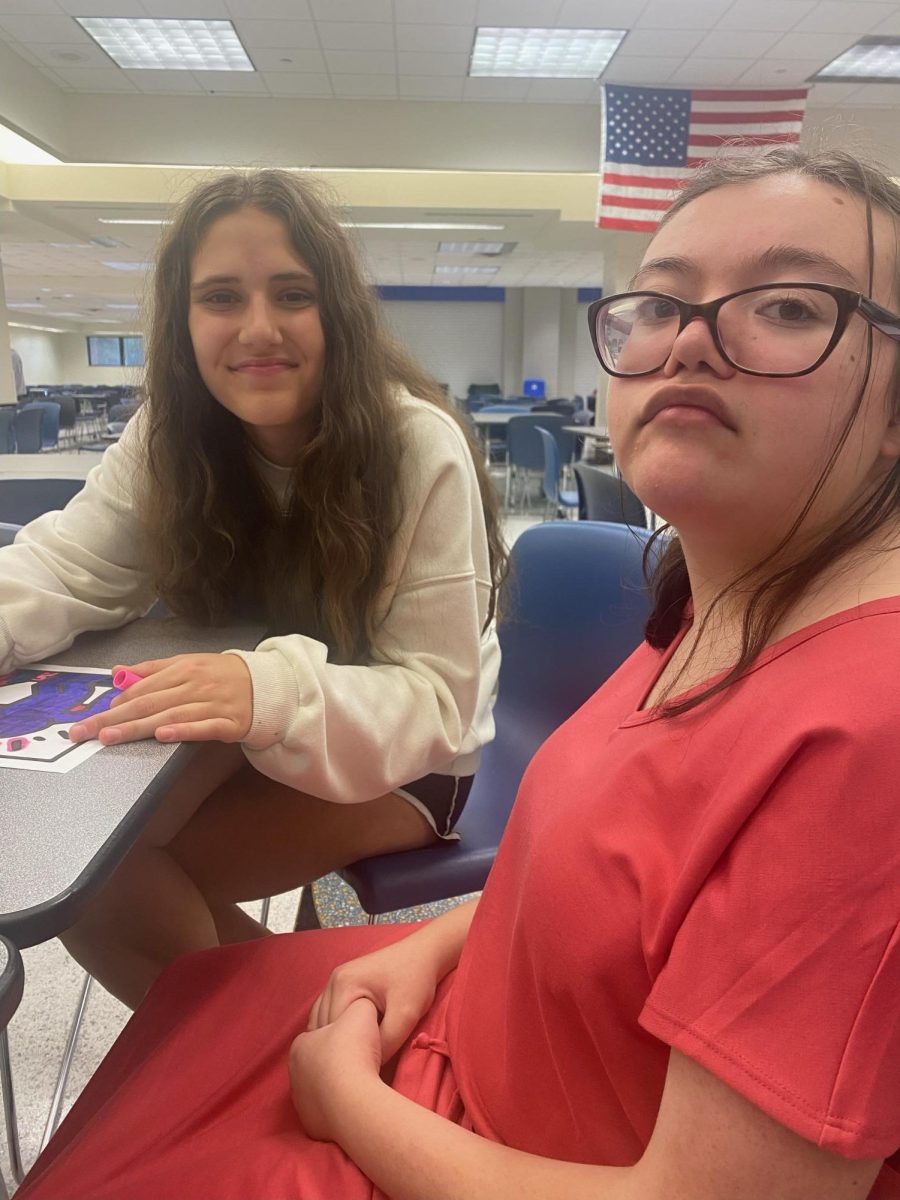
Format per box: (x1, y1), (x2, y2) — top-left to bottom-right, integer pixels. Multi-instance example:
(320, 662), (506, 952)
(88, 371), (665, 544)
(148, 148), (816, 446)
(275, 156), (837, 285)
(638, 147), (900, 714)
(139, 169), (508, 662)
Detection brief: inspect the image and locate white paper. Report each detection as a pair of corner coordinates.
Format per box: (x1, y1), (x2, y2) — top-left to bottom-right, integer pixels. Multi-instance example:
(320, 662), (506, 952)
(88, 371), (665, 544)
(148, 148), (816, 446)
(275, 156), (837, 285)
(0, 663), (116, 774)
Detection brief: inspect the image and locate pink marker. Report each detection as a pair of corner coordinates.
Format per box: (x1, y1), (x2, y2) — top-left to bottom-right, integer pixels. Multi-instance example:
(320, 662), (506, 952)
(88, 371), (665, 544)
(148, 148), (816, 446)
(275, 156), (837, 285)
(113, 668), (144, 691)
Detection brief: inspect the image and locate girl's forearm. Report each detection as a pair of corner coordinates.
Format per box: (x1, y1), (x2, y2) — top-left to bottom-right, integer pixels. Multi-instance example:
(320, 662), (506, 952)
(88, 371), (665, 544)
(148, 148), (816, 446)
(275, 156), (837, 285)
(333, 1076), (636, 1200)
(413, 897), (479, 977)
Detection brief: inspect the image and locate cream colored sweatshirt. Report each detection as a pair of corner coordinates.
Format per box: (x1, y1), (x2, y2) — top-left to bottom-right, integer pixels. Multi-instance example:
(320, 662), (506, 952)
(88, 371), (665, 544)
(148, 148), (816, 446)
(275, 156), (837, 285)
(0, 391), (500, 803)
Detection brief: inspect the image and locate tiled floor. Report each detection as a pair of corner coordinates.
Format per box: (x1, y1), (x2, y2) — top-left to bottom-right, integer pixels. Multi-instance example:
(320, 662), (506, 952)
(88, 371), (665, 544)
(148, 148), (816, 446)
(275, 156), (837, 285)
(0, 457), (543, 1192)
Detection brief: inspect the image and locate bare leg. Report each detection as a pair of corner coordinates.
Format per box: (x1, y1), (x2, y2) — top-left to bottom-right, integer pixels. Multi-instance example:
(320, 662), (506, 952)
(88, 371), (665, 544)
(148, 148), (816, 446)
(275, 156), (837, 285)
(60, 747), (437, 1009)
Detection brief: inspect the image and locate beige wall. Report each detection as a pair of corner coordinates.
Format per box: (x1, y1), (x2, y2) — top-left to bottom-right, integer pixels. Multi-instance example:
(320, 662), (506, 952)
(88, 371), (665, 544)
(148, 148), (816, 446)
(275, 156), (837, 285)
(10, 329), (142, 388)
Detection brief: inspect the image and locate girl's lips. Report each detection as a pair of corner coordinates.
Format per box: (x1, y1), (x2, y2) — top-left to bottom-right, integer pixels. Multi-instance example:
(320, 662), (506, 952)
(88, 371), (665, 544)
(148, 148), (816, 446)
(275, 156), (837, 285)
(230, 361), (297, 374)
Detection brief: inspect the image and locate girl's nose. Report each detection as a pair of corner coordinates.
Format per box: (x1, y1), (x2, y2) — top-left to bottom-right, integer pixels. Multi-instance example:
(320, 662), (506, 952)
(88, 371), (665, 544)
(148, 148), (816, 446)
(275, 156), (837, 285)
(238, 298), (282, 346)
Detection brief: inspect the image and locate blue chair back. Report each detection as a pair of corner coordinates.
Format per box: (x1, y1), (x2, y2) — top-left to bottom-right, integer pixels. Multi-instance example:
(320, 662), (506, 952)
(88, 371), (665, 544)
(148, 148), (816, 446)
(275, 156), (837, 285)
(0, 479), (85, 525)
(21, 400), (59, 449)
(574, 463), (648, 528)
(0, 408), (14, 454)
(507, 412), (574, 472)
(340, 520), (652, 913)
(535, 424), (569, 507)
(12, 406), (43, 454)
(0, 522), (21, 547)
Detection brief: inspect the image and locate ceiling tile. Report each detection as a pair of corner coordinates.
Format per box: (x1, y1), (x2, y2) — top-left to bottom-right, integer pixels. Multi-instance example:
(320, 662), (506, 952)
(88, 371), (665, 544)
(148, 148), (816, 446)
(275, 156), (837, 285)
(555, 0), (644, 26)
(58, 0), (146, 13)
(394, 0), (477, 22)
(123, 68), (205, 91)
(667, 57), (755, 85)
(475, 0), (563, 28)
(142, 0), (231, 15)
(463, 76), (531, 99)
(793, 1), (897, 34)
(231, 19), (318, 48)
(599, 55), (682, 84)
(323, 48), (395, 73)
(736, 57), (830, 84)
(0, 12), (90, 41)
(262, 71), (333, 95)
(714, 0), (817, 31)
(246, 47), (327, 72)
(50, 66), (139, 90)
(0, 0), (60, 13)
(330, 72), (398, 96)
(225, 0), (313, 16)
(767, 30), (858, 59)
(525, 78), (596, 101)
(397, 74), (466, 98)
(395, 23), (474, 53)
(194, 69), (268, 93)
(21, 41), (114, 69)
(635, 0), (732, 30)
(872, 10), (900, 34)
(693, 29), (783, 57)
(317, 21), (395, 50)
(807, 79), (867, 104)
(308, 0), (392, 20)
(834, 80), (900, 105)
(617, 28), (703, 57)
(397, 50), (469, 76)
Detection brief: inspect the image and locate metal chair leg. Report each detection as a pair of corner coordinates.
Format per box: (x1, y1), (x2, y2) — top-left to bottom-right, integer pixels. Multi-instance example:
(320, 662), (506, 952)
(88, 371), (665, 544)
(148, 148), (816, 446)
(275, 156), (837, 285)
(0, 1028), (24, 1186)
(40, 972), (93, 1153)
(366, 913), (379, 926)
(259, 897), (271, 928)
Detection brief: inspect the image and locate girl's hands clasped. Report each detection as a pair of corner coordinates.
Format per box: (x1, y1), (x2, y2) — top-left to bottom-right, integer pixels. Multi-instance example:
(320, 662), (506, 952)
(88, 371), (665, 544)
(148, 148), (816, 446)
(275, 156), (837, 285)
(307, 932), (444, 1063)
(69, 652), (253, 745)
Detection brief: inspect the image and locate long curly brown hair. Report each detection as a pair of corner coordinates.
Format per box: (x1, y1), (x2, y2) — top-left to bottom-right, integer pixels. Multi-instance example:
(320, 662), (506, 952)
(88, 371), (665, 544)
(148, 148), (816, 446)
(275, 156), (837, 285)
(139, 169), (507, 662)
(639, 147), (900, 714)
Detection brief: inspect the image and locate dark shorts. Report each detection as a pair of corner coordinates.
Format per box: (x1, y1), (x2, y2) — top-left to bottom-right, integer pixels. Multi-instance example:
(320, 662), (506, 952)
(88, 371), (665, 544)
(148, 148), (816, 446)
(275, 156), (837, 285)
(394, 772), (475, 840)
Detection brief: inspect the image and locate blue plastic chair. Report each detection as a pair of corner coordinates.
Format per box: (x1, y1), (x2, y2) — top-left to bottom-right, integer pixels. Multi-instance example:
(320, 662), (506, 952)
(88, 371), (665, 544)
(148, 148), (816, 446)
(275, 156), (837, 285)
(337, 521), (652, 918)
(1, 936), (25, 1191)
(505, 413), (574, 508)
(535, 426), (579, 517)
(20, 401), (59, 450)
(0, 523), (20, 548)
(0, 409), (14, 455)
(0, 478), (85, 526)
(12, 407), (43, 454)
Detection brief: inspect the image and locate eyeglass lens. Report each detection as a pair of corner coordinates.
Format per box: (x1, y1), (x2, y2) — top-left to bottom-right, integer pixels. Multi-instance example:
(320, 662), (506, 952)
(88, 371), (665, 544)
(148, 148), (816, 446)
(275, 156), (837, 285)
(598, 287), (841, 376)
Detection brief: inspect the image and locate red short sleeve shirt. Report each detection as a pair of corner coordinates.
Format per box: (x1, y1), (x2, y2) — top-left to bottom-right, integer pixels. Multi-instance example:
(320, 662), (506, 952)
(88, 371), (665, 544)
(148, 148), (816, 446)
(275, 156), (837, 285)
(446, 598), (900, 1189)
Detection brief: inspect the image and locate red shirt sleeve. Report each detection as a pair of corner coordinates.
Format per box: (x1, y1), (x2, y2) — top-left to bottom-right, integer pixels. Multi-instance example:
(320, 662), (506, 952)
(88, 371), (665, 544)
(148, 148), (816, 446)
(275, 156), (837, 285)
(639, 716), (900, 1160)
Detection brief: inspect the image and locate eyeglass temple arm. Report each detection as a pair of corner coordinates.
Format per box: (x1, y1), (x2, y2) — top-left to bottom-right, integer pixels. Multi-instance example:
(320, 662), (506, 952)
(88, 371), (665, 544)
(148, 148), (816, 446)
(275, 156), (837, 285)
(859, 295), (900, 341)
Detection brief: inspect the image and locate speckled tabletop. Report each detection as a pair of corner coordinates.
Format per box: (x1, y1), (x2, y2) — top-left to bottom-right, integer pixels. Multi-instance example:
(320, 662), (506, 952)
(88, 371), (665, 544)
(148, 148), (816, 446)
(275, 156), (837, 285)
(0, 619), (261, 948)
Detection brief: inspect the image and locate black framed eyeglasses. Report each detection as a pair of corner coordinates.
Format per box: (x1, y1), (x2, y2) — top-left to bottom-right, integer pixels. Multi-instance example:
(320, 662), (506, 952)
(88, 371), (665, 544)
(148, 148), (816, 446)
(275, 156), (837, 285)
(588, 283), (900, 379)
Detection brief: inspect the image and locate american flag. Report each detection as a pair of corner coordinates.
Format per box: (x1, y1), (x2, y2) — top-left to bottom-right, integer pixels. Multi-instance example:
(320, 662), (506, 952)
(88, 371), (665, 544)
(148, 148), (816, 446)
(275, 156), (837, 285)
(597, 84), (808, 233)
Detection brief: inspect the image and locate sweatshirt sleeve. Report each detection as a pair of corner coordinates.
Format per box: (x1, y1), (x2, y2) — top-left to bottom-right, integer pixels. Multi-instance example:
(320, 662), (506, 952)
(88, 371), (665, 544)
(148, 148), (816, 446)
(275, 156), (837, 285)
(227, 402), (493, 802)
(0, 411), (158, 670)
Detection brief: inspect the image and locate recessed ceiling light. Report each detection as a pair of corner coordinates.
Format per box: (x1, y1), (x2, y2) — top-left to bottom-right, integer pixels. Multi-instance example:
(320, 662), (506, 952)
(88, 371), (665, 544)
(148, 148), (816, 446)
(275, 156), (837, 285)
(98, 218), (171, 225)
(75, 17), (253, 72)
(811, 37), (900, 81)
(8, 303), (44, 309)
(107, 303), (140, 309)
(49, 243), (93, 249)
(101, 261), (154, 272)
(438, 242), (508, 254)
(342, 222), (505, 231)
(434, 265), (499, 275)
(469, 27), (625, 79)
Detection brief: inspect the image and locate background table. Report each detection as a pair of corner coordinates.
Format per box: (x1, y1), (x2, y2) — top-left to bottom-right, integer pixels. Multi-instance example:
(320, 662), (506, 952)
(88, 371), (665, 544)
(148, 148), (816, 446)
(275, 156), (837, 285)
(0, 619), (261, 948)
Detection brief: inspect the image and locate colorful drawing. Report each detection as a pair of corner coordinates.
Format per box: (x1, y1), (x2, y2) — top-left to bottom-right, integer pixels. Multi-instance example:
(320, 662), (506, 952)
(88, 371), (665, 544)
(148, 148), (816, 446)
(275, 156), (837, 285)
(0, 665), (116, 771)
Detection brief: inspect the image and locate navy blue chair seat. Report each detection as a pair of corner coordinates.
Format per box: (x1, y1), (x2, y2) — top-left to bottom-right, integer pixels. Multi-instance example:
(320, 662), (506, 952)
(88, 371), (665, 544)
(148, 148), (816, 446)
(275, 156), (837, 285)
(0, 478), (85, 526)
(338, 521), (652, 917)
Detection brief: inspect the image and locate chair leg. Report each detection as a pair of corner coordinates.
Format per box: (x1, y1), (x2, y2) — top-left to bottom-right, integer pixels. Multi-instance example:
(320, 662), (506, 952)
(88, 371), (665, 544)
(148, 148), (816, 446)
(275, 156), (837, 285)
(0, 1028), (23, 1186)
(366, 913), (379, 926)
(40, 973), (92, 1153)
(294, 885), (321, 931)
(258, 897), (271, 928)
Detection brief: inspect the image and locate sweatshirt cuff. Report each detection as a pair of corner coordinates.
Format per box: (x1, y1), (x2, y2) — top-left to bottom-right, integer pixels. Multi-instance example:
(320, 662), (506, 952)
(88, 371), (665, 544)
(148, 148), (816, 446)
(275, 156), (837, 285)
(224, 648), (300, 750)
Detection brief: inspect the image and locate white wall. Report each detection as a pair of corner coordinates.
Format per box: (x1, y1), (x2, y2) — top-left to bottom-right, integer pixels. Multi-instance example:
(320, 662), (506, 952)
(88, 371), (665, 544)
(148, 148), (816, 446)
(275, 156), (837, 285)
(59, 334), (142, 388)
(382, 300), (503, 399)
(522, 289), (562, 397)
(9, 328), (66, 388)
(575, 302), (604, 400)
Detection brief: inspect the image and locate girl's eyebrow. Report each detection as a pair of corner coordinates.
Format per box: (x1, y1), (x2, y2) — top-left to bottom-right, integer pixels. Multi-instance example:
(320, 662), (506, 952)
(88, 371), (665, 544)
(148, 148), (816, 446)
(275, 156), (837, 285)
(190, 271), (316, 292)
(630, 246), (860, 292)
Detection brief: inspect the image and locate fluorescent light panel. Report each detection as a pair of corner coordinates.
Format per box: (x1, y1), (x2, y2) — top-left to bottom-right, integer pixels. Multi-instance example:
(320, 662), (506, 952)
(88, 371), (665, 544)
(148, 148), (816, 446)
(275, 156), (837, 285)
(434, 265), (499, 275)
(76, 17), (253, 72)
(812, 37), (900, 81)
(98, 218), (170, 225)
(470, 27), (625, 79)
(438, 241), (507, 254)
(343, 222), (505, 231)
(8, 322), (67, 332)
(102, 261), (153, 272)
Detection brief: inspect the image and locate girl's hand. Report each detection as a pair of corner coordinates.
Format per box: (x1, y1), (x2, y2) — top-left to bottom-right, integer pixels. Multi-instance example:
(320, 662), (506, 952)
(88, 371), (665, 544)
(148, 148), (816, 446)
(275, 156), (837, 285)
(307, 931), (445, 1063)
(69, 653), (253, 746)
(289, 998), (383, 1143)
